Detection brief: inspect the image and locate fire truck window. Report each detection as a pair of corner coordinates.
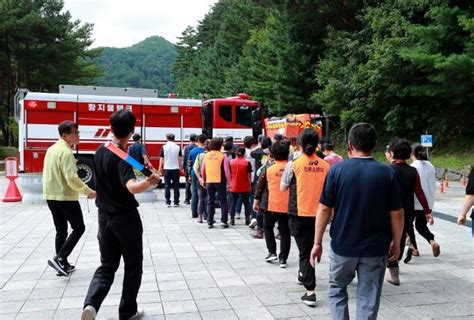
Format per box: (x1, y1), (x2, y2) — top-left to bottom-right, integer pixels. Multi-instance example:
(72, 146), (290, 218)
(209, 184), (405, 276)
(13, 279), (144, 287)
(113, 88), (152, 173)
(219, 105), (232, 123)
(236, 105), (252, 127)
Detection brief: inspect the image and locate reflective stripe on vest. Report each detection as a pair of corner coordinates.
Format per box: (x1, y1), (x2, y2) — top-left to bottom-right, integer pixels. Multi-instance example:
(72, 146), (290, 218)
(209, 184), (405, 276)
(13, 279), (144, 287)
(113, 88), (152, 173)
(205, 151), (224, 183)
(267, 161), (289, 213)
(292, 154), (329, 217)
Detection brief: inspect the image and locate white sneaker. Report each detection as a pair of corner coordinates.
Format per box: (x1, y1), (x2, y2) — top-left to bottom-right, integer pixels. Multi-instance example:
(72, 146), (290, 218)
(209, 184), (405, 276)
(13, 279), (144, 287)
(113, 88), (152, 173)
(81, 305), (96, 320)
(248, 218), (257, 228)
(129, 307), (145, 319)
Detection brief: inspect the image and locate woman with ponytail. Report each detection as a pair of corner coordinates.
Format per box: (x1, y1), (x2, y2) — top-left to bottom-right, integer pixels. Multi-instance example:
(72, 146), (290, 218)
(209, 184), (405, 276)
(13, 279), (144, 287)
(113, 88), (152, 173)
(280, 129), (330, 306)
(409, 143), (440, 258)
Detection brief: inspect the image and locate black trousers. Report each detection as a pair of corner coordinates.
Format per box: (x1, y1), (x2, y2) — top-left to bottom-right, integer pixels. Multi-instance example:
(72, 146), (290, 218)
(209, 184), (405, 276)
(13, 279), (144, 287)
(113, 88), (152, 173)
(84, 210), (143, 320)
(388, 210), (413, 268)
(410, 210), (435, 249)
(206, 183), (228, 225)
(264, 211), (291, 260)
(164, 169), (180, 205)
(289, 215), (316, 290)
(47, 200), (85, 261)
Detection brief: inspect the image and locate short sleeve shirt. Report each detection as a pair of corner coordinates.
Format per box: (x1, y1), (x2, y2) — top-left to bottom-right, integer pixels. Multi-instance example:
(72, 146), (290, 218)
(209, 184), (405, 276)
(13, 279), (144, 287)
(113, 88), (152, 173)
(320, 157), (401, 257)
(94, 144), (138, 215)
(128, 142), (146, 165)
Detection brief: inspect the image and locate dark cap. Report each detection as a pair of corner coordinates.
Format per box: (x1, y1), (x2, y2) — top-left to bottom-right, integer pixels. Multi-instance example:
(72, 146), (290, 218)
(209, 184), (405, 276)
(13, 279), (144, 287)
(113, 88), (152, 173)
(189, 133), (197, 141)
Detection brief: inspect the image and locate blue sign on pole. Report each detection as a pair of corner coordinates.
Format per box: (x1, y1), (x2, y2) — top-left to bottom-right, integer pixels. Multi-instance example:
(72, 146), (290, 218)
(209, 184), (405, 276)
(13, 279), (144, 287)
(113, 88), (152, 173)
(421, 135), (433, 147)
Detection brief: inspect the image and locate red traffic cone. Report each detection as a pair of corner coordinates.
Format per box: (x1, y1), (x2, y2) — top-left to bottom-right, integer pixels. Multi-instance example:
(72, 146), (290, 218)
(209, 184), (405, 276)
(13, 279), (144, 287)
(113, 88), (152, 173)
(2, 178), (22, 202)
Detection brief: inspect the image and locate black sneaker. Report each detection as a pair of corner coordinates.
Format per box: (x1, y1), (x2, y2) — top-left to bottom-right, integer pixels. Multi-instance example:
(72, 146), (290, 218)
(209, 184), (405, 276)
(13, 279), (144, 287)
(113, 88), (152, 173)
(404, 247), (413, 264)
(297, 270), (303, 285)
(208, 224), (214, 229)
(279, 259), (287, 268)
(166, 203), (172, 208)
(230, 218), (235, 226)
(301, 292), (316, 306)
(184, 200), (190, 205)
(48, 256), (68, 276)
(64, 260), (75, 272)
(221, 222), (229, 229)
(192, 213), (198, 218)
(265, 253), (277, 262)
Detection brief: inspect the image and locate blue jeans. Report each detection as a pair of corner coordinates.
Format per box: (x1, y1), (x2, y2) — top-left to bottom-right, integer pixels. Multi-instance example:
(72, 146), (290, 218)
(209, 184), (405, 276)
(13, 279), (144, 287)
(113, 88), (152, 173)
(328, 250), (387, 320)
(191, 175), (199, 215)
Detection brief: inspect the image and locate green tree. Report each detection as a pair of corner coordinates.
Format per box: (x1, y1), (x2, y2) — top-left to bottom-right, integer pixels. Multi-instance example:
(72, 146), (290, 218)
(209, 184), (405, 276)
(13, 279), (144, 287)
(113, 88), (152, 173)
(314, 0), (474, 144)
(0, 0), (99, 145)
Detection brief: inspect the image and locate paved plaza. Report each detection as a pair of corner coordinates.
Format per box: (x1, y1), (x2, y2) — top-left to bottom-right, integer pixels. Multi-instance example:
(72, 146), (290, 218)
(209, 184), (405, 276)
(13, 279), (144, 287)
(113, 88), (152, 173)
(0, 177), (473, 319)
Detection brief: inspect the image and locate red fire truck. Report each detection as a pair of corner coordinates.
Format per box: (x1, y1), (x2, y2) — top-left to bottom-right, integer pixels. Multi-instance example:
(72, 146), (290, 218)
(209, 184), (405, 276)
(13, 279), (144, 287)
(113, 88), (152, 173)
(15, 85), (264, 185)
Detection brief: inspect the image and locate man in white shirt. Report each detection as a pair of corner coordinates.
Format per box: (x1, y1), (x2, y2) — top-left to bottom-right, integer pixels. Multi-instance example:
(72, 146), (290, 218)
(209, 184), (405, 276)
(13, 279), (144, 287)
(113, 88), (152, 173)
(159, 133), (183, 207)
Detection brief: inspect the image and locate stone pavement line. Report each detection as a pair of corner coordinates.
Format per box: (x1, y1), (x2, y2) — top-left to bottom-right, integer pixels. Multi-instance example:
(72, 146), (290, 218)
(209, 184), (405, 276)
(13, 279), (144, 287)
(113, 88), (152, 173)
(1, 179), (473, 319)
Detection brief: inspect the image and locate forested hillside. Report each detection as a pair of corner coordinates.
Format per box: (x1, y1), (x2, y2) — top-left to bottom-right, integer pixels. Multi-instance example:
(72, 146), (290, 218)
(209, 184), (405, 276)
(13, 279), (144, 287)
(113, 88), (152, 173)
(173, 0), (474, 145)
(95, 36), (177, 94)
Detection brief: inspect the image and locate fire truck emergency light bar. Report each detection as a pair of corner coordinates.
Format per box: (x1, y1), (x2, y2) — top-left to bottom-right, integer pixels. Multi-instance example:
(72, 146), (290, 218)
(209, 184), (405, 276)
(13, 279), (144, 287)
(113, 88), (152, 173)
(104, 141), (152, 177)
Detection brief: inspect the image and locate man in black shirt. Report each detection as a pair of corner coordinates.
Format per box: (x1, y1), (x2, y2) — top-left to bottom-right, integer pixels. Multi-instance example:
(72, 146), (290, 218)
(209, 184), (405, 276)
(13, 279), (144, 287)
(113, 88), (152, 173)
(81, 110), (159, 320)
(310, 123), (403, 319)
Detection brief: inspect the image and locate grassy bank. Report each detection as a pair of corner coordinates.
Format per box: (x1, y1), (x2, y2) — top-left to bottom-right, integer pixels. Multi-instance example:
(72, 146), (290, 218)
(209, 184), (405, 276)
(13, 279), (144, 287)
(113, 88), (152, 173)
(371, 149), (473, 169)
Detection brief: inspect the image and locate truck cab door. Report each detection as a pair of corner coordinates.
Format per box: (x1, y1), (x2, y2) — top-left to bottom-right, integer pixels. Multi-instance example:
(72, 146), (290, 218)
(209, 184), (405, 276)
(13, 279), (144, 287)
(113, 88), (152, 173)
(202, 102), (213, 138)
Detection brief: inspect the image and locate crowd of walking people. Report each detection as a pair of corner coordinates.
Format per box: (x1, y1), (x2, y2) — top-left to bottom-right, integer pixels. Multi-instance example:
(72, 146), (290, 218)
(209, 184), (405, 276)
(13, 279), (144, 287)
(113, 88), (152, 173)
(41, 110), (472, 320)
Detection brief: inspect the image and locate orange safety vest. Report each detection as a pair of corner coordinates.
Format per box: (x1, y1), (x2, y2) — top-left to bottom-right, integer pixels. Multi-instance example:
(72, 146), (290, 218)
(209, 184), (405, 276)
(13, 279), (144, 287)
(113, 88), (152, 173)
(204, 150), (224, 183)
(289, 154), (329, 217)
(266, 160), (289, 213)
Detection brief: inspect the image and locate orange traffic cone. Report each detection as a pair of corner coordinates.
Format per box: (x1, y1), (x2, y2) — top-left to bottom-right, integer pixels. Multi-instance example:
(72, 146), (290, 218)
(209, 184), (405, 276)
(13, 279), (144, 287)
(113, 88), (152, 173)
(439, 180), (445, 194)
(444, 176), (449, 188)
(2, 178), (22, 202)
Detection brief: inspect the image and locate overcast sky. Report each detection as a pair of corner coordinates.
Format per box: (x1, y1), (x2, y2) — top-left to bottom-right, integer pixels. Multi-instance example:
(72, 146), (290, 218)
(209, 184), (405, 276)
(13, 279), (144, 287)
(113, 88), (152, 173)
(63, 0), (218, 48)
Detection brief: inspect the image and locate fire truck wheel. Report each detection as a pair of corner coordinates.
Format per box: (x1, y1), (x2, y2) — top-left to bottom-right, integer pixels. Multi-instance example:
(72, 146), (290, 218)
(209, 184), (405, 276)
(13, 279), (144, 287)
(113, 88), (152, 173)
(76, 156), (95, 188)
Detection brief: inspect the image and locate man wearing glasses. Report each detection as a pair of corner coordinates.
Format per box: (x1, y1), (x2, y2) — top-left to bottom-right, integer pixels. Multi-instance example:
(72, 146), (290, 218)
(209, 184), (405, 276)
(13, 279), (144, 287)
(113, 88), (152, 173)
(43, 120), (96, 276)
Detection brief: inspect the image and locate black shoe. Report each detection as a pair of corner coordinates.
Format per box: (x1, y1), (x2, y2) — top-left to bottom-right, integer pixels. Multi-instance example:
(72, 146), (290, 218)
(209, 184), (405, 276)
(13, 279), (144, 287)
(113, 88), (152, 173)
(279, 259), (287, 268)
(184, 200), (190, 205)
(297, 270), (303, 285)
(48, 256), (68, 276)
(301, 292), (316, 306)
(245, 218), (251, 226)
(265, 253), (277, 262)
(230, 218), (235, 226)
(63, 260), (75, 272)
(208, 224), (214, 229)
(404, 247), (413, 264)
(221, 222), (229, 229)
(192, 213), (198, 218)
